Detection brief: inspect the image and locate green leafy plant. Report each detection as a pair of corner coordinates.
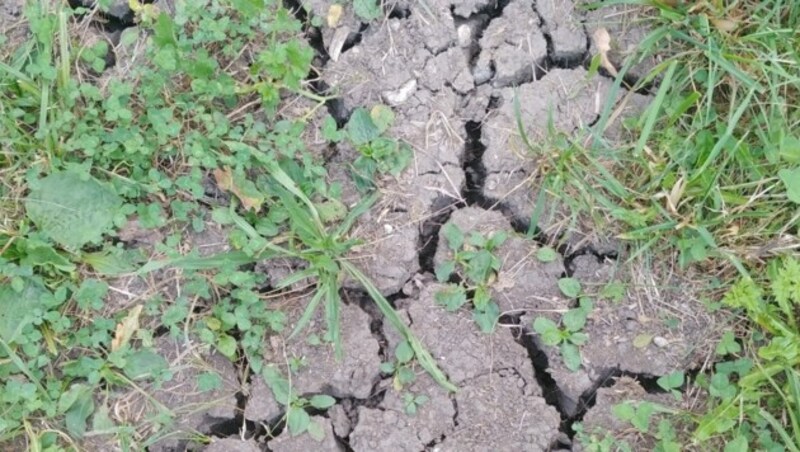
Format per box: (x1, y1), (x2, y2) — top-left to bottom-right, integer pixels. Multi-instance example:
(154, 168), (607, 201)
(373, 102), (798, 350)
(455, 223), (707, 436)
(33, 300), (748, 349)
(611, 401), (681, 452)
(402, 392), (429, 416)
(434, 223), (507, 333)
(0, 0), (453, 447)
(325, 105), (412, 192)
(689, 257), (800, 449)
(353, 0), (383, 22)
(262, 365), (336, 439)
(532, 297), (593, 372)
(380, 339), (418, 390)
(657, 371), (685, 400)
(536, 246), (558, 263)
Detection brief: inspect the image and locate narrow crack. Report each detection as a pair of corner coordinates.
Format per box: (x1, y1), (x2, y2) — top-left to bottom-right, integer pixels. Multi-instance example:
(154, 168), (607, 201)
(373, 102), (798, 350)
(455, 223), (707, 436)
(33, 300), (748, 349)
(562, 245), (620, 277)
(530, 0), (590, 75)
(451, 0), (512, 84)
(418, 196), (461, 274)
(342, 288), (390, 362)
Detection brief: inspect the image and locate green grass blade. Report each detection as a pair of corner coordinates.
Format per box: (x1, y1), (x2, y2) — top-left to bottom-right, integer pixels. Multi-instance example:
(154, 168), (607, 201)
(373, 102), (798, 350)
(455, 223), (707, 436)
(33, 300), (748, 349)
(689, 85), (757, 183)
(335, 190), (379, 237)
(136, 250), (260, 275)
(57, 9), (70, 92)
(288, 285), (325, 340)
(513, 92), (534, 152)
(273, 267), (317, 290)
(324, 275), (343, 359)
(759, 409), (800, 452)
(0, 338), (48, 396)
(633, 61), (677, 157)
(786, 369), (800, 443)
(342, 261), (457, 392)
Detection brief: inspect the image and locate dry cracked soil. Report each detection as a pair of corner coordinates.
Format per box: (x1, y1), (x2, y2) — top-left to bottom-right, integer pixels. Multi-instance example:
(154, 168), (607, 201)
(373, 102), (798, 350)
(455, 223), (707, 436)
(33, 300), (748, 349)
(1, 0), (722, 450)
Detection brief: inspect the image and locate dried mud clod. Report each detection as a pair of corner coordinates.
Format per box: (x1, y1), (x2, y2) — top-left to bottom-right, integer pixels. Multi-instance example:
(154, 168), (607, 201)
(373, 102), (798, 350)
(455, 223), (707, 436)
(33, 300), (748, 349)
(351, 283), (561, 451)
(136, 337), (242, 452)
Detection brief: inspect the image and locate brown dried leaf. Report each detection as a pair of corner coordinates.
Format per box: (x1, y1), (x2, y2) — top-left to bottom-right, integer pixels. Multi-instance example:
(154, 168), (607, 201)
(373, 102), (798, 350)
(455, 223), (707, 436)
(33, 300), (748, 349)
(592, 28), (618, 77)
(111, 305), (143, 352)
(213, 166), (264, 212)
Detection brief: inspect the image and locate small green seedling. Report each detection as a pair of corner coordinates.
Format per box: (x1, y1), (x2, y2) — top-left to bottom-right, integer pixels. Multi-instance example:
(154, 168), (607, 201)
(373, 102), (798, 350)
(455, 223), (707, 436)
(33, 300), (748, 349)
(262, 365), (336, 439)
(656, 370), (685, 400)
(611, 401), (680, 451)
(380, 339), (418, 390)
(324, 105), (412, 192)
(402, 393), (429, 416)
(536, 246), (558, 263)
(434, 223), (507, 333)
(532, 298), (593, 372)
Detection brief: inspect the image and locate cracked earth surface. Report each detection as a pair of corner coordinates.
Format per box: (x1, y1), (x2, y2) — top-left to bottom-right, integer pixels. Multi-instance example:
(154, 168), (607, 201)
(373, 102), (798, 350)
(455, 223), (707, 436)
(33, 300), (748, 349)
(13, 0), (724, 450)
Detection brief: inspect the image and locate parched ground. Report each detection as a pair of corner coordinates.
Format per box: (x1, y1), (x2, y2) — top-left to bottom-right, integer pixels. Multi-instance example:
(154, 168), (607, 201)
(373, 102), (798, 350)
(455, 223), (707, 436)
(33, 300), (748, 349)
(1, 0), (723, 451)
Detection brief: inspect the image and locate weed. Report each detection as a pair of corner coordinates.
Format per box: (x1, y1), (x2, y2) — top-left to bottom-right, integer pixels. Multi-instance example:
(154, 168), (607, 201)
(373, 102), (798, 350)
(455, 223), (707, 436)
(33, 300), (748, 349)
(434, 223), (507, 333)
(688, 256), (800, 449)
(324, 104), (413, 192)
(402, 393), (429, 416)
(532, 296), (593, 372)
(261, 364), (336, 438)
(522, 2), (800, 448)
(380, 339), (418, 391)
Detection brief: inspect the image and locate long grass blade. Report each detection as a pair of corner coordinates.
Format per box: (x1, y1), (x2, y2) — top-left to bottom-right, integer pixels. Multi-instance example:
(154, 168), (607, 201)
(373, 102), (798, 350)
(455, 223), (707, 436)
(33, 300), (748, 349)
(288, 285), (325, 340)
(136, 250), (260, 275)
(342, 261), (457, 392)
(759, 409), (800, 452)
(324, 275), (342, 359)
(633, 61), (677, 157)
(335, 190), (379, 237)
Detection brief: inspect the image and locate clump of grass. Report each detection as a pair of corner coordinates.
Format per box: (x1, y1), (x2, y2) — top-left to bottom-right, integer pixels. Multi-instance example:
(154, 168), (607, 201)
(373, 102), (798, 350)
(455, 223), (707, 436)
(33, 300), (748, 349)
(545, 1), (800, 272)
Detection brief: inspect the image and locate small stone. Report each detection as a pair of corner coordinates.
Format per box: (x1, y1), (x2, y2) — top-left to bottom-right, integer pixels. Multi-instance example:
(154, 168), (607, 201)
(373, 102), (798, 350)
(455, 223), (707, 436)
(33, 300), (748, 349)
(653, 336), (669, 348)
(457, 24), (472, 47)
(382, 79), (417, 105)
(384, 224), (394, 234)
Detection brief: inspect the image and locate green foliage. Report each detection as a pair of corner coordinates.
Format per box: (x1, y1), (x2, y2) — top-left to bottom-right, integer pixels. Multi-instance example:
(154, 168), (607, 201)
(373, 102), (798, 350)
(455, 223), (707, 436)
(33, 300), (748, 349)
(657, 371), (684, 400)
(598, 281), (626, 303)
(380, 339), (418, 391)
(335, 105), (412, 192)
(403, 393), (429, 416)
(557, 277), (581, 298)
(532, 298), (593, 371)
(688, 257), (800, 449)
(435, 224), (507, 333)
(527, 0), (800, 270)
(353, 0), (383, 21)
(261, 364), (337, 440)
(610, 256), (800, 450)
(536, 246), (558, 263)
